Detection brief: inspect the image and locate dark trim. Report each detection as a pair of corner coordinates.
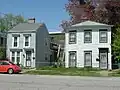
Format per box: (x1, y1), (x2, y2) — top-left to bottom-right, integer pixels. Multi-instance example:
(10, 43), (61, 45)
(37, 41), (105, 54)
(84, 51), (92, 67)
(69, 30), (77, 32)
(69, 30), (77, 44)
(99, 48), (108, 69)
(84, 30), (92, 43)
(10, 49), (22, 52)
(99, 29), (108, 43)
(23, 34), (31, 37)
(12, 34), (20, 37)
(23, 48), (34, 52)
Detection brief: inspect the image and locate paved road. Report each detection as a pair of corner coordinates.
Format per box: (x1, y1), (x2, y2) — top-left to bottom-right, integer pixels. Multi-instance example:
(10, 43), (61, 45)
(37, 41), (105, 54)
(0, 74), (120, 90)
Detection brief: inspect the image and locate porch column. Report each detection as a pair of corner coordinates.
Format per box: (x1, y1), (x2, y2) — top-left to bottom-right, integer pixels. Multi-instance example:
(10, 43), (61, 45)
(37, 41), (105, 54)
(14, 52), (17, 64)
(108, 47), (112, 70)
(23, 50), (26, 67)
(31, 51), (35, 68)
(65, 51), (69, 68)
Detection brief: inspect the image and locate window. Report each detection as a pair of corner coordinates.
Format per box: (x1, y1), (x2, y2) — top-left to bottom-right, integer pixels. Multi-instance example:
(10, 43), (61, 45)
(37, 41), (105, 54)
(1, 62), (10, 65)
(12, 52), (15, 63)
(13, 37), (18, 47)
(25, 36), (29, 46)
(12, 34), (20, 47)
(84, 51), (92, 67)
(69, 51), (77, 67)
(99, 29), (107, 43)
(45, 54), (47, 60)
(45, 38), (48, 46)
(16, 51), (20, 64)
(69, 31), (76, 44)
(84, 30), (92, 43)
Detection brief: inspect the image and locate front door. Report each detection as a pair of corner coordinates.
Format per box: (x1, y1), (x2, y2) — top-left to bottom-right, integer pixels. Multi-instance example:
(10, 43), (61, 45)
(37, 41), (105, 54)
(69, 51), (76, 67)
(99, 49), (108, 69)
(26, 51), (32, 67)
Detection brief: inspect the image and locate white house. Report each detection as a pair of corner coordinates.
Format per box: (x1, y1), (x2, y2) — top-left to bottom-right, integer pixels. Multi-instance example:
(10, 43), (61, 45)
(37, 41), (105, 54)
(64, 21), (113, 70)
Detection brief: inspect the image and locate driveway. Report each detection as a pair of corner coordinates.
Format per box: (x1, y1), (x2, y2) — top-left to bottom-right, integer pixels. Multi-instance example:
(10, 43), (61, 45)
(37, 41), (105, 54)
(0, 74), (120, 90)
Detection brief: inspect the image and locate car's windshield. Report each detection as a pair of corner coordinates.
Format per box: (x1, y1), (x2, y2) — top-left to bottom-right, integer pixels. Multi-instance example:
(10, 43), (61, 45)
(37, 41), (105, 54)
(9, 62), (15, 65)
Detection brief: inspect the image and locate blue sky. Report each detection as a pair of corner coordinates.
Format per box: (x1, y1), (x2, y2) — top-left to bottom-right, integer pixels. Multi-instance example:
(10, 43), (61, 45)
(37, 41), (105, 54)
(0, 0), (70, 31)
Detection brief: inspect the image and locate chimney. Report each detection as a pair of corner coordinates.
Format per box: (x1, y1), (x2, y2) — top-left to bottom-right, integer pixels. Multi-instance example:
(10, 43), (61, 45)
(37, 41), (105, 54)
(28, 18), (35, 23)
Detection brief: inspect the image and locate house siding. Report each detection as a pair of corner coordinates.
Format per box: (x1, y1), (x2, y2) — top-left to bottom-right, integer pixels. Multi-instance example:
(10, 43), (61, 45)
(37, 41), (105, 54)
(65, 26), (112, 70)
(36, 26), (50, 67)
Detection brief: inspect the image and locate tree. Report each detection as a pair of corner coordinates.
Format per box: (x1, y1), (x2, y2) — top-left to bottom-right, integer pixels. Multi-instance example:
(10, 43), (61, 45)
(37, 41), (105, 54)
(0, 13), (26, 59)
(61, 0), (120, 29)
(112, 27), (120, 61)
(0, 13), (26, 31)
(60, 0), (95, 29)
(61, 0), (120, 62)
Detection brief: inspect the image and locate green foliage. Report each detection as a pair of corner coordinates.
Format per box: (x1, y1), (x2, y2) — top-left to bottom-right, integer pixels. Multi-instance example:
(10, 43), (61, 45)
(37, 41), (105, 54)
(51, 34), (65, 42)
(36, 66), (101, 71)
(0, 13), (26, 59)
(25, 67), (102, 76)
(0, 47), (5, 59)
(0, 13), (26, 31)
(112, 27), (120, 60)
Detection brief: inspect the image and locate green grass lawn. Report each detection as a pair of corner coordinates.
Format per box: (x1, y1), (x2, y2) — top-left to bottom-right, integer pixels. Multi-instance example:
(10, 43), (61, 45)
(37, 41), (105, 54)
(24, 67), (120, 77)
(24, 66), (103, 76)
(108, 69), (120, 77)
(24, 66), (120, 77)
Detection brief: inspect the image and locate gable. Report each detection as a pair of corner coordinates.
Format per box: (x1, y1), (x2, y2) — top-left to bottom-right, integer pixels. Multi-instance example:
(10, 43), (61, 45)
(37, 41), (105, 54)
(72, 21), (113, 27)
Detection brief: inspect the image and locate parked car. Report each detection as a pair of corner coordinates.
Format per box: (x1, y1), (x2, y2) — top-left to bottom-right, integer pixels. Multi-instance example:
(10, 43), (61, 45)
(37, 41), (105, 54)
(0, 60), (21, 74)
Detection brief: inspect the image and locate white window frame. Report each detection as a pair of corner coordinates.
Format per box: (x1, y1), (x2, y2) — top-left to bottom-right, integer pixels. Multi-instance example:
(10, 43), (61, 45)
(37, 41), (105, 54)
(69, 30), (77, 44)
(99, 29), (108, 43)
(12, 36), (19, 48)
(10, 51), (21, 64)
(69, 51), (77, 67)
(84, 30), (92, 43)
(16, 51), (20, 64)
(84, 51), (92, 67)
(24, 36), (30, 48)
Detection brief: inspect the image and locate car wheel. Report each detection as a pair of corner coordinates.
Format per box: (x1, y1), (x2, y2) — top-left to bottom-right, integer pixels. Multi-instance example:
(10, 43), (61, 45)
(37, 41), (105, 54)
(8, 68), (14, 74)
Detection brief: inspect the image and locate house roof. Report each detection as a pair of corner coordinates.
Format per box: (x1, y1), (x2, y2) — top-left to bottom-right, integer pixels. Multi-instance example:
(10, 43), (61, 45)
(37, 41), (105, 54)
(72, 21), (113, 27)
(8, 23), (44, 32)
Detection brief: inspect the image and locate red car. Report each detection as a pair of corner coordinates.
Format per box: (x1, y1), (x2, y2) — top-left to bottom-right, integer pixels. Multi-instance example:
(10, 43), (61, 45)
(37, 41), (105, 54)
(0, 60), (21, 74)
